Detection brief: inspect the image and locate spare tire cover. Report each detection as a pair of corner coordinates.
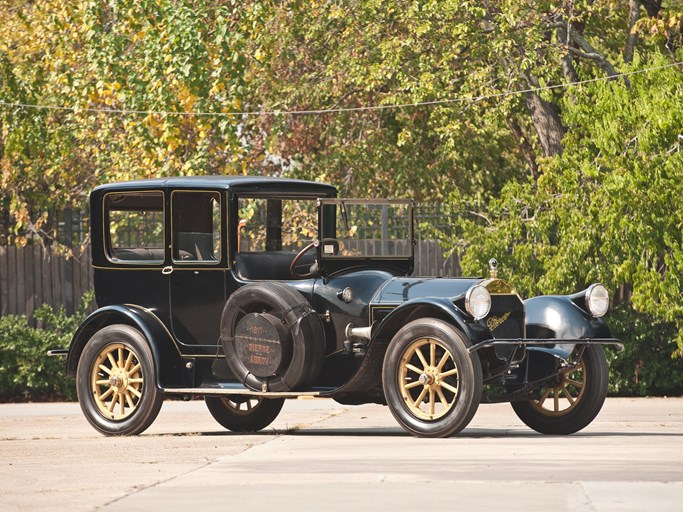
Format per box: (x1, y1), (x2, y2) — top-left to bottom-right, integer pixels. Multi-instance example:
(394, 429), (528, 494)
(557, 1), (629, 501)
(221, 282), (325, 392)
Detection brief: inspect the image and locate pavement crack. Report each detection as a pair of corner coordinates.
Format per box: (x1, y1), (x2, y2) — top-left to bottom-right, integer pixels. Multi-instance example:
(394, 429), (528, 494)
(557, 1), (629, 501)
(281, 407), (349, 435)
(96, 458), (215, 510)
(576, 481), (598, 512)
(97, 434), (282, 510)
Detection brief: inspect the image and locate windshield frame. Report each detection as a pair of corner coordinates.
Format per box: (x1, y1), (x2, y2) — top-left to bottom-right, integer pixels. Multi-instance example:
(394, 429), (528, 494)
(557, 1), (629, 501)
(316, 198), (415, 277)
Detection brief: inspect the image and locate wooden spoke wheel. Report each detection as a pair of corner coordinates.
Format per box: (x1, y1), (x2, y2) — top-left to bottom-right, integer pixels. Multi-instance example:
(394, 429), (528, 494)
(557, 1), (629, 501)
(90, 343), (145, 420)
(528, 360), (587, 417)
(398, 337), (461, 421)
(511, 344), (608, 435)
(77, 325), (163, 436)
(383, 318), (482, 438)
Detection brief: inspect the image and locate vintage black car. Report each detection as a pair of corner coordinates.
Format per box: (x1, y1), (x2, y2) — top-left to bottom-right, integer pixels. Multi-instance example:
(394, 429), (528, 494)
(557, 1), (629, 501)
(53, 176), (622, 438)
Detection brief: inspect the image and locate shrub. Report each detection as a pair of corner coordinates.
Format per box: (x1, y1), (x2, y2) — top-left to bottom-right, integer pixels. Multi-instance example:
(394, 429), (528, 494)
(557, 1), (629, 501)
(0, 292), (93, 402)
(606, 305), (683, 396)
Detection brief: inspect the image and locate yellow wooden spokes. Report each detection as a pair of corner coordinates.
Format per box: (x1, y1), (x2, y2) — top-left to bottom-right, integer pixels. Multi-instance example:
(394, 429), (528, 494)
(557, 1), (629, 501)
(220, 397), (263, 416)
(531, 360), (586, 417)
(398, 337), (460, 421)
(90, 343), (144, 421)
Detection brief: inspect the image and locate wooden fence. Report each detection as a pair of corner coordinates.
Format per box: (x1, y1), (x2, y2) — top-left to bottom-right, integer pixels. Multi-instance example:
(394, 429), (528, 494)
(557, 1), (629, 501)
(414, 240), (460, 277)
(0, 245), (93, 322)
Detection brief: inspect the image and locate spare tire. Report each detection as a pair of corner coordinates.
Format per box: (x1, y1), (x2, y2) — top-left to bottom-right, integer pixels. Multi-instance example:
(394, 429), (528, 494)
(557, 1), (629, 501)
(220, 282), (325, 392)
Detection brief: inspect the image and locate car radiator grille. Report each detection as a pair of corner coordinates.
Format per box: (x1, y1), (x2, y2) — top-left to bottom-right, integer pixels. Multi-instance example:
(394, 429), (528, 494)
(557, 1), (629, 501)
(484, 294), (525, 360)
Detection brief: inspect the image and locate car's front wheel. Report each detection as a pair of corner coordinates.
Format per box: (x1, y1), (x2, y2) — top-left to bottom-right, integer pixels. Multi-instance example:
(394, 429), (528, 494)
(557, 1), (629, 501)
(382, 318), (482, 438)
(511, 344), (608, 435)
(76, 324), (163, 435)
(205, 396), (285, 432)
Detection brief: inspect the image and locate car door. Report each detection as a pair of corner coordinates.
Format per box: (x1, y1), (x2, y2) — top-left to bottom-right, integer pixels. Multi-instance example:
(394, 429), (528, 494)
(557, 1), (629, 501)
(168, 190), (227, 353)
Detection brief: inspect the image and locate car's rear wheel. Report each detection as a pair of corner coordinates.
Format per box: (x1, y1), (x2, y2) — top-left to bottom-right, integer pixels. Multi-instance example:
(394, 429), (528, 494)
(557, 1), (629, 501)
(382, 318), (482, 438)
(76, 324), (163, 436)
(511, 344), (608, 435)
(205, 396), (285, 432)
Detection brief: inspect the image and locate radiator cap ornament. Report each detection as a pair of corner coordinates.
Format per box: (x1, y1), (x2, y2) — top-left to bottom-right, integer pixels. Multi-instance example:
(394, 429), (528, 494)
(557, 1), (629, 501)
(489, 258), (498, 279)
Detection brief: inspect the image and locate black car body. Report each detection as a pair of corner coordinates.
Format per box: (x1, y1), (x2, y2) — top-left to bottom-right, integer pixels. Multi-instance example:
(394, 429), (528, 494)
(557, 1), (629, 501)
(55, 176), (622, 437)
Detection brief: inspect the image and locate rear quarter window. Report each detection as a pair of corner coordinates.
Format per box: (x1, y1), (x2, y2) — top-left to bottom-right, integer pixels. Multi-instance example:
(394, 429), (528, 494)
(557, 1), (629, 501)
(104, 191), (165, 264)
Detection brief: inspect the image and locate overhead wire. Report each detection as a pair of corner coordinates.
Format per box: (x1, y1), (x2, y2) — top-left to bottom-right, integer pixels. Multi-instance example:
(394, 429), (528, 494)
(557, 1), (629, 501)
(0, 60), (681, 118)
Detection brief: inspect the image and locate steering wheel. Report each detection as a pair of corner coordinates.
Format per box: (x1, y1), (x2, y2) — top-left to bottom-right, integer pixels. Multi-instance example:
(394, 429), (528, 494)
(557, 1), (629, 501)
(290, 242), (318, 278)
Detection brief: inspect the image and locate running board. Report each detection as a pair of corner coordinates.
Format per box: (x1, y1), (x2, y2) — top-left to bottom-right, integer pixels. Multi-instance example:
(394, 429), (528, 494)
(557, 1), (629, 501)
(162, 385), (336, 399)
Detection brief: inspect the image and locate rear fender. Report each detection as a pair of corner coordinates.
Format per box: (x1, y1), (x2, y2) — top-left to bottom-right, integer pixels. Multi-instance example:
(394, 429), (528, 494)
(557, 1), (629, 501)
(66, 305), (185, 388)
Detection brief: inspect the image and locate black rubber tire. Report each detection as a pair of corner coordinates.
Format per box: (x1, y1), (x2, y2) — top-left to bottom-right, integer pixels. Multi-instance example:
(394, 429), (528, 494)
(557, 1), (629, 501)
(205, 396), (285, 432)
(221, 282), (325, 392)
(511, 344), (608, 435)
(382, 318), (482, 438)
(76, 324), (163, 436)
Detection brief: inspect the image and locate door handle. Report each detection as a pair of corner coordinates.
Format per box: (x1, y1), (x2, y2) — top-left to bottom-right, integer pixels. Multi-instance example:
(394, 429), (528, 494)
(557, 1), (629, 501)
(162, 266), (174, 275)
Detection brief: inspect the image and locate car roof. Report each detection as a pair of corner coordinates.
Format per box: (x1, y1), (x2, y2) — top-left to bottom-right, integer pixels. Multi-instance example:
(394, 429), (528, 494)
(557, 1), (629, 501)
(92, 175), (337, 195)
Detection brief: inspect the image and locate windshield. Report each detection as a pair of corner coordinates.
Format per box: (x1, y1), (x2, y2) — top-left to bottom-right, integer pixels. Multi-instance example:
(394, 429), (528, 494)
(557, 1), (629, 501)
(319, 199), (413, 259)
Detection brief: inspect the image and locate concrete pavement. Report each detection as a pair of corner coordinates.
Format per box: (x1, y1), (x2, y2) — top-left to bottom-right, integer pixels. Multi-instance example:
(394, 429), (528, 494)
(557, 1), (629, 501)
(1, 397), (682, 511)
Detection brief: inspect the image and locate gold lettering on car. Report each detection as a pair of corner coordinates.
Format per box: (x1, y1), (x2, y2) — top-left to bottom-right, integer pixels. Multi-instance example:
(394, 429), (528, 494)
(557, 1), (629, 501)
(249, 355), (271, 366)
(486, 312), (510, 331)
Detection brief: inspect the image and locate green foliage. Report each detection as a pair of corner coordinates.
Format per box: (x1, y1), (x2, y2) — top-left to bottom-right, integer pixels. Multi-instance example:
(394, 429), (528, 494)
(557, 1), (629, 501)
(0, 292), (93, 401)
(0, 1), (256, 244)
(607, 305), (683, 396)
(245, 0), (539, 199)
(455, 54), (683, 357)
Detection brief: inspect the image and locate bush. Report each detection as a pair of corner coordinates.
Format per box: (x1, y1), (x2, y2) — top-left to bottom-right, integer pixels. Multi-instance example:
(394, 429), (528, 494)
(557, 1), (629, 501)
(0, 292), (93, 402)
(606, 305), (683, 396)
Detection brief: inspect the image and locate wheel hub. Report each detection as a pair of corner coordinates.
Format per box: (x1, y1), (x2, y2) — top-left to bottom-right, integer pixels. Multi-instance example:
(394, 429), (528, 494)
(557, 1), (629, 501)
(418, 372), (434, 386)
(108, 373), (127, 391)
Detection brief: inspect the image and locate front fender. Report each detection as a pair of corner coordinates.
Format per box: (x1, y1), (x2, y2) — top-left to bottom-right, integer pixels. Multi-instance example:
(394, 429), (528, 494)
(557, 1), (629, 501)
(372, 297), (487, 345)
(334, 298), (486, 397)
(525, 296), (612, 339)
(524, 295), (612, 357)
(66, 305), (184, 388)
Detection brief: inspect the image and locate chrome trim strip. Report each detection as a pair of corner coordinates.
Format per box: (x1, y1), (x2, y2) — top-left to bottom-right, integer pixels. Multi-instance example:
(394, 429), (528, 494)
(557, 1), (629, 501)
(93, 265), (226, 271)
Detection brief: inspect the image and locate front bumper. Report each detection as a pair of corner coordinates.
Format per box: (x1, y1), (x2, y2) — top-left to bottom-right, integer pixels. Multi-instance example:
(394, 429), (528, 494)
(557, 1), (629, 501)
(468, 338), (624, 354)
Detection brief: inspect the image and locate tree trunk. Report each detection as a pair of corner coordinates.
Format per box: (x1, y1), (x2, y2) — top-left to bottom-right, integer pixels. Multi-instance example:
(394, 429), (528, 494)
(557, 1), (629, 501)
(625, 0), (641, 63)
(507, 117), (539, 181)
(639, 0), (662, 18)
(556, 25), (579, 83)
(524, 75), (566, 158)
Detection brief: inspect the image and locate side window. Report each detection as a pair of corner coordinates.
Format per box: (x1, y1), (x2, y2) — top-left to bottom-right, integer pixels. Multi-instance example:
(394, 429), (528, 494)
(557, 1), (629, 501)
(237, 198), (317, 253)
(172, 191), (221, 263)
(105, 191), (165, 264)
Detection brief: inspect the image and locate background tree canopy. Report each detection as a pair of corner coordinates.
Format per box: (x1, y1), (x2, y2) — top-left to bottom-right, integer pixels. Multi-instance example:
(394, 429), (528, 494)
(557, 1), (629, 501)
(1, 1), (683, 392)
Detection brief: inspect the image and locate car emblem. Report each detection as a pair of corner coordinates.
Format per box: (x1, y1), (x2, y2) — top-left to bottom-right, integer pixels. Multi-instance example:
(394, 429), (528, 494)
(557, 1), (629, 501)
(486, 312), (510, 331)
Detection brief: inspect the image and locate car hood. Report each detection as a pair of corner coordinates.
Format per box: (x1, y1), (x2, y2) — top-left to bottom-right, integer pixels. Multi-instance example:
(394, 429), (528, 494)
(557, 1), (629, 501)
(372, 276), (482, 304)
